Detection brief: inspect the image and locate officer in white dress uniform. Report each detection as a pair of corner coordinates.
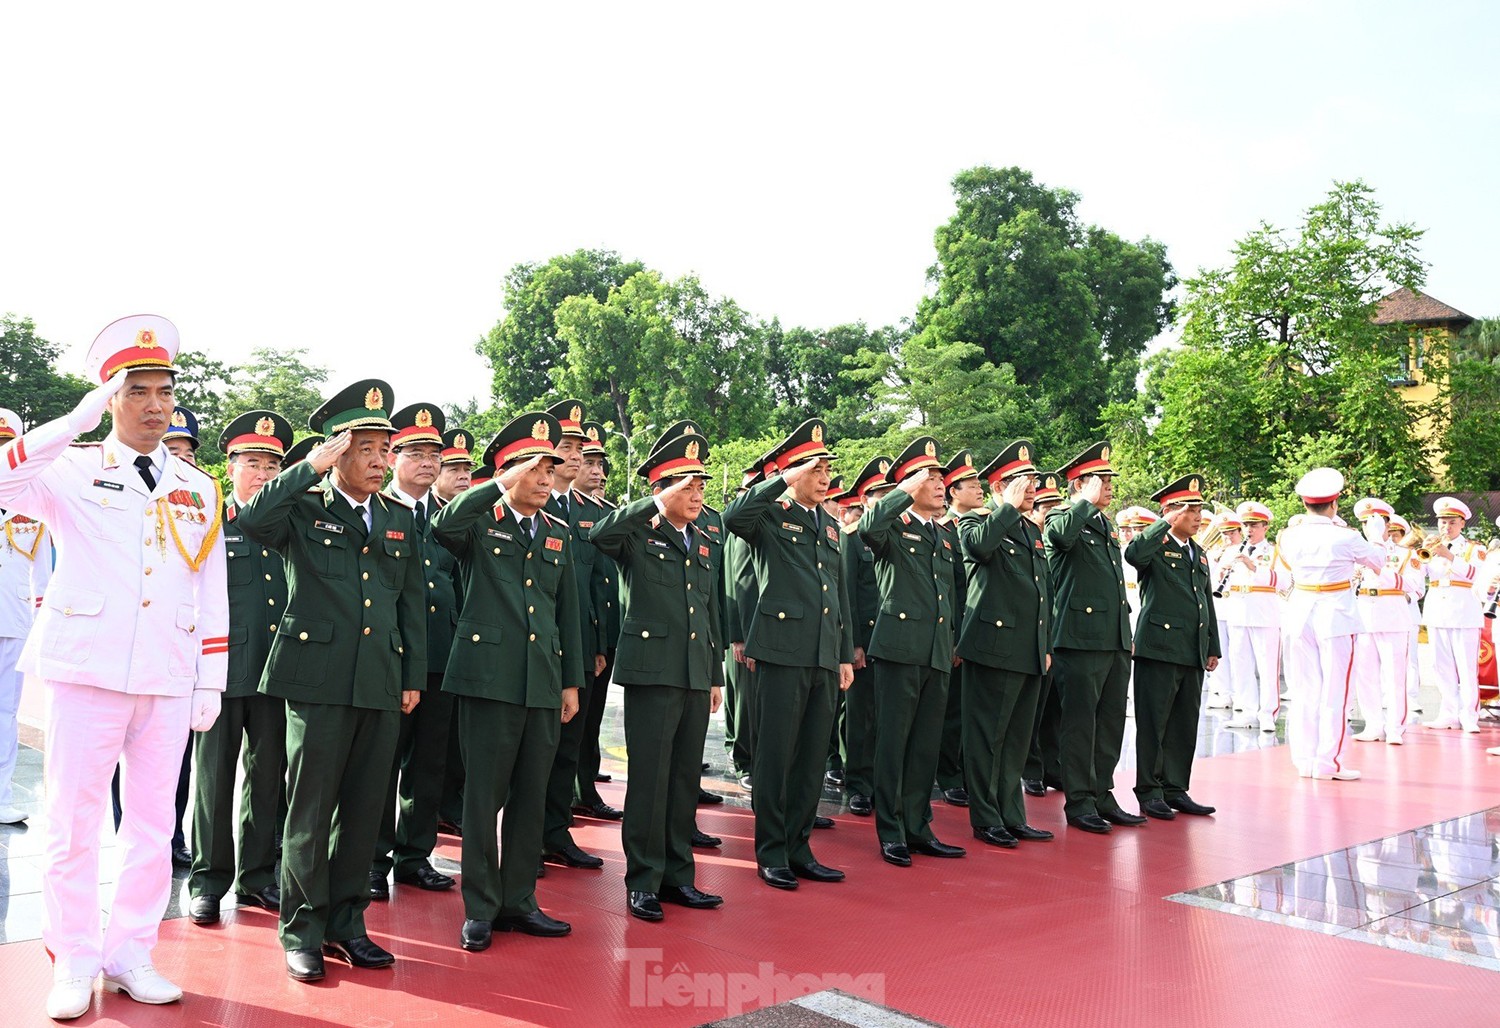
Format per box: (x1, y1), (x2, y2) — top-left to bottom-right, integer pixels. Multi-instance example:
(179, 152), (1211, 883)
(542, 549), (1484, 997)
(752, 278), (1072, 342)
(1203, 512), (1242, 709)
(1386, 514), (1424, 714)
(0, 407), (54, 824)
(1224, 501), (1283, 732)
(0, 316), (228, 1021)
(1349, 498), (1424, 745)
(1420, 497), (1487, 733)
(1276, 469), (1384, 780)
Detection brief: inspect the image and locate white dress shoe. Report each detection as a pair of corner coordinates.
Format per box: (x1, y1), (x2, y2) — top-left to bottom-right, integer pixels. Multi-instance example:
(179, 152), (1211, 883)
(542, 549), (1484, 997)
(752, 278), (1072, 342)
(1486, 746), (1500, 757)
(1386, 734), (1403, 745)
(1424, 718), (1460, 730)
(1352, 730), (1383, 742)
(45, 977), (94, 1020)
(102, 965), (183, 1005)
(0, 804), (27, 824)
(1259, 719), (1277, 733)
(1313, 769), (1362, 781)
(1462, 724), (1481, 734)
(1224, 717), (1258, 730)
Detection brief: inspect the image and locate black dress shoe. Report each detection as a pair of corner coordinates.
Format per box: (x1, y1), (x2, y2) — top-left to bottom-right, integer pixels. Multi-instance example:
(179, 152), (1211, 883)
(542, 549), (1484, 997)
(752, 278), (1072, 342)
(791, 860), (845, 882)
(286, 948), (325, 982)
(171, 844), (193, 868)
(910, 837), (966, 858)
(574, 801), (625, 820)
(460, 919), (492, 952)
(825, 768), (845, 786)
(595, 772), (612, 783)
(544, 843), (605, 869)
(738, 774), (753, 791)
(691, 828), (722, 848)
(189, 894), (220, 925)
(1067, 814), (1112, 834)
(394, 863), (457, 890)
(436, 818), (463, 837)
(1022, 778), (1046, 797)
(659, 884), (723, 909)
(323, 935), (395, 969)
(972, 826), (1018, 848)
(368, 870), (390, 900)
(1043, 776), (1065, 792)
(495, 909), (571, 937)
(812, 815), (834, 829)
(236, 884), (282, 911)
(697, 789), (724, 806)
(848, 792), (872, 815)
(1005, 823), (1054, 841)
(1141, 798), (1177, 821)
(1167, 794), (1217, 816)
(1100, 808), (1148, 827)
(757, 865), (799, 890)
(536, 860), (546, 879)
(629, 891), (664, 921)
(941, 787), (969, 807)
(881, 842), (913, 866)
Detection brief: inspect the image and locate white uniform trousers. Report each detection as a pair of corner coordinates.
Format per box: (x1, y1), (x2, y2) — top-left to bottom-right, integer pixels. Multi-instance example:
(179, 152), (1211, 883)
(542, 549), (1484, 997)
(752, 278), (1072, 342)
(1429, 626), (1480, 730)
(1228, 625), (1279, 725)
(1284, 628), (1353, 778)
(0, 637), (24, 807)
(1205, 621), (1233, 705)
(41, 677), (190, 979)
(1407, 624), (1421, 709)
(1352, 631), (1410, 740)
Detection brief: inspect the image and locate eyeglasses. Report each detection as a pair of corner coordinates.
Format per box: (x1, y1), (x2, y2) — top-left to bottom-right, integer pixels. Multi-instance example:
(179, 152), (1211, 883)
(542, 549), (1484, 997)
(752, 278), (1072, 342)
(397, 450), (442, 465)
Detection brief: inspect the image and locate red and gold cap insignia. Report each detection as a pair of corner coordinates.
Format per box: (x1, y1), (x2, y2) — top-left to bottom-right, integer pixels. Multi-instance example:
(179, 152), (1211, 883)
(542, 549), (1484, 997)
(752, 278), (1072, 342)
(878, 460), (890, 475)
(255, 416), (275, 436)
(365, 388), (383, 410)
(924, 439), (937, 457)
(532, 419), (550, 440)
(415, 408), (433, 428)
(587, 426), (599, 441)
(685, 440), (700, 460)
(811, 424), (824, 443)
(1101, 445), (1111, 461)
(170, 410), (188, 428)
(569, 404), (582, 423)
(1019, 445), (1029, 461)
(136, 328), (158, 349)
(455, 432), (467, 450)
(964, 453), (973, 466)
(1190, 477), (1200, 492)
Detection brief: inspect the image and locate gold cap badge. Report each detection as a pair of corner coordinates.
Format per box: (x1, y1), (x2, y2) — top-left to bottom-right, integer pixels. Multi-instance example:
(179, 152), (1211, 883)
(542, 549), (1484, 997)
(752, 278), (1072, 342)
(170, 410), (187, 428)
(963, 452), (973, 466)
(685, 440), (700, 460)
(455, 432), (467, 450)
(1101, 445), (1111, 461)
(1019, 445), (1030, 461)
(136, 328), (158, 349)
(683, 425), (695, 435)
(415, 409), (433, 428)
(255, 416), (275, 436)
(569, 405), (582, 423)
(587, 426), (599, 441)
(924, 440), (936, 457)
(811, 424), (824, 443)
(532, 419), (550, 440)
(878, 460), (890, 475)
(365, 388), (383, 410)
(1190, 477), (1200, 491)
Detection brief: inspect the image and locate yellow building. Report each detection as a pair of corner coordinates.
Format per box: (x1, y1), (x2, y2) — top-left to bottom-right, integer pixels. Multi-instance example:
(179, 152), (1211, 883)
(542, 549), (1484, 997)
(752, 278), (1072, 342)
(1373, 286), (1474, 480)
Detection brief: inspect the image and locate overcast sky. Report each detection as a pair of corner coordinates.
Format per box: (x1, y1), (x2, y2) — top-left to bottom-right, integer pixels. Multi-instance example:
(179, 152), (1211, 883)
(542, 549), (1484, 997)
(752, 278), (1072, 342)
(2, 2), (1494, 417)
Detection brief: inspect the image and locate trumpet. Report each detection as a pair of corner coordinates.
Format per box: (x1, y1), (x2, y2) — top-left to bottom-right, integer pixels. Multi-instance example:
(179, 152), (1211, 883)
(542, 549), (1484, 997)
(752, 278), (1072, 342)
(1397, 529), (1443, 561)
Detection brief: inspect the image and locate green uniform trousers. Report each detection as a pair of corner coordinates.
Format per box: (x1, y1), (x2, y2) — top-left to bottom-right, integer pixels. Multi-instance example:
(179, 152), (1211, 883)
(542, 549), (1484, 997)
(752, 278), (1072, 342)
(722, 654), (739, 762)
(1024, 670), (1062, 787)
(438, 702), (464, 827)
(279, 700), (399, 950)
(751, 661), (836, 868)
(842, 663), (876, 799)
(459, 696), (560, 921)
(372, 672), (452, 877)
(827, 689), (847, 772)
(1055, 648), (1131, 820)
(935, 661), (965, 791)
(872, 660), (948, 845)
(543, 677), (592, 853)
(574, 653), (614, 808)
(1132, 656), (1204, 804)
(727, 660), (757, 776)
(189, 693), (285, 899)
(622, 684), (710, 891)
(962, 665), (1042, 829)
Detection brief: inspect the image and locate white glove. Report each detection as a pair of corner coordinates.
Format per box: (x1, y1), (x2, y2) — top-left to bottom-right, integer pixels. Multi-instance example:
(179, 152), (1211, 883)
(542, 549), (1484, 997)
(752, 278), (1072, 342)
(66, 373), (129, 435)
(1362, 514), (1387, 545)
(189, 689), (222, 732)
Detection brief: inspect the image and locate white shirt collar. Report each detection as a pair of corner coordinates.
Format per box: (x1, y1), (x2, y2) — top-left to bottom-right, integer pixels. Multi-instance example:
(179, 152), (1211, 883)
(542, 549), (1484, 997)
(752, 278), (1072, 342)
(909, 509), (933, 527)
(392, 485), (430, 508)
(334, 483), (371, 514)
(111, 434), (165, 473)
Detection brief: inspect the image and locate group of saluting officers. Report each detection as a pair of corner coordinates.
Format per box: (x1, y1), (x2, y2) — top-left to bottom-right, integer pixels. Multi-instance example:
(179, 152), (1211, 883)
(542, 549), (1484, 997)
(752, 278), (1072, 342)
(1, 314), (1496, 1020)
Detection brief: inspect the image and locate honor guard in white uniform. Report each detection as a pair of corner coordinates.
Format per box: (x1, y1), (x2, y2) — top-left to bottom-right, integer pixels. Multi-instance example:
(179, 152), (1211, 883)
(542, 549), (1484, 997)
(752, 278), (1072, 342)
(0, 407), (54, 825)
(1386, 514), (1424, 714)
(1224, 502), (1283, 733)
(1276, 469), (1384, 780)
(1349, 499), (1424, 744)
(0, 316), (228, 1020)
(1203, 511), (1243, 709)
(1420, 497), (1488, 733)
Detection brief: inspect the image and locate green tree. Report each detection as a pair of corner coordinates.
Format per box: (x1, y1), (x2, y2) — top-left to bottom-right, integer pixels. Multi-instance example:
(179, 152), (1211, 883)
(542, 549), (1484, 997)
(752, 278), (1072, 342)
(480, 249), (647, 409)
(0, 315), (89, 430)
(763, 321), (904, 440)
(1440, 358), (1500, 492)
(221, 347), (330, 432)
(171, 351), (235, 465)
(916, 166), (1175, 449)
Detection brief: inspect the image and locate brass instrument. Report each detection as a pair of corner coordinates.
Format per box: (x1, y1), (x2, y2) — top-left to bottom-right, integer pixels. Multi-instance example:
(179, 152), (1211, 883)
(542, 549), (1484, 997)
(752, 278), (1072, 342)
(1396, 528), (1442, 561)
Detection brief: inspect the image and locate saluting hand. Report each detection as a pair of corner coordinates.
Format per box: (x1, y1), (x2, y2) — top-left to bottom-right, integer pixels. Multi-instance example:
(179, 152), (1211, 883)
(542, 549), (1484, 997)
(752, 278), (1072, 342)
(896, 469), (926, 497)
(67, 371), (129, 434)
(496, 453), (544, 493)
(307, 431), (352, 474)
(1000, 474), (1030, 510)
(781, 458), (817, 488)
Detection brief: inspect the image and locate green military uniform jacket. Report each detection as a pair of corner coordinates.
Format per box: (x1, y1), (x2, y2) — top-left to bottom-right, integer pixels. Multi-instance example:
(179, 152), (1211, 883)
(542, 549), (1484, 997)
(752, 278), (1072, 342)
(841, 521), (879, 654)
(1124, 518), (1221, 668)
(586, 495), (622, 653)
(723, 477), (854, 671)
(222, 499), (289, 699)
(588, 496), (724, 690)
(723, 528), (759, 644)
(237, 462), (427, 710)
(857, 490), (959, 672)
(383, 488), (460, 673)
(547, 489), (605, 660)
(1042, 497), (1132, 652)
(956, 502), (1051, 675)
(696, 503), (730, 647)
(431, 480), (584, 706)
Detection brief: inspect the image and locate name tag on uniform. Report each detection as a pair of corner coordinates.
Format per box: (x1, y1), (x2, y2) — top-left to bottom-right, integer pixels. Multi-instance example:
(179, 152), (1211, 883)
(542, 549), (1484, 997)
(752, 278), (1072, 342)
(92, 479), (124, 491)
(901, 531), (923, 541)
(315, 520), (344, 534)
(225, 534), (244, 543)
(577, 520), (594, 529)
(386, 530), (405, 541)
(544, 536), (564, 551)
(781, 522), (803, 533)
(1164, 550), (1182, 558)
(647, 537), (670, 548)
(487, 528), (513, 541)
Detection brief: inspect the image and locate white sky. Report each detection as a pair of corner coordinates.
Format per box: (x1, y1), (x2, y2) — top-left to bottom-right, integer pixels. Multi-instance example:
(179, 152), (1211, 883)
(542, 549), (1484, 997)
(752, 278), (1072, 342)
(2, 1), (1495, 417)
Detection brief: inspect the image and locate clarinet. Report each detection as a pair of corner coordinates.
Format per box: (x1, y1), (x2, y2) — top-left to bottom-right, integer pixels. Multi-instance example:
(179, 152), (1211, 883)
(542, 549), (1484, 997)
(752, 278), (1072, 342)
(1213, 540), (1251, 598)
(1485, 581), (1499, 620)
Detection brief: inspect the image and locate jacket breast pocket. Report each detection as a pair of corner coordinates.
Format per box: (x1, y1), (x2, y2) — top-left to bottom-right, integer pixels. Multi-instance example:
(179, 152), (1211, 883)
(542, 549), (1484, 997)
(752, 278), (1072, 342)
(379, 537), (408, 588)
(305, 524), (349, 576)
(169, 604), (199, 678)
(976, 612), (1014, 656)
(77, 489), (130, 542)
(41, 587), (105, 664)
(619, 617), (668, 675)
(224, 623), (252, 687)
(481, 539), (519, 582)
(643, 548), (679, 586)
(225, 545), (255, 587)
(272, 615), (332, 686)
(1069, 596), (1107, 641)
(757, 600), (803, 653)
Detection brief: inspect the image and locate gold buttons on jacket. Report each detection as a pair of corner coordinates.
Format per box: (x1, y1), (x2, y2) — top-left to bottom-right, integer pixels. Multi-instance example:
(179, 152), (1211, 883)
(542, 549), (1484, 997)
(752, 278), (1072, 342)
(777, 612), (786, 620)
(1164, 623), (1171, 629)
(299, 631), (309, 641)
(472, 634), (481, 642)
(264, 573), (272, 581)
(362, 572), (369, 580)
(141, 600), (151, 608)
(430, 605), (436, 613)
(493, 547), (501, 555)
(641, 630), (650, 638)
(324, 539), (332, 547)
(364, 599), (371, 608)
(688, 606), (695, 614)
(1085, 606), (1093, 613)
(362, 546), (369, 554)
(995, 620), (1003, 627)
(527, 605), (534, 613)
(529, 633), (537, 642)
(268, 598), (276, 606)
(525, 579), (532, 587)
(270, 624), (277, 632)
(363, 627), (371, 635)
(144, 567), (152, 576)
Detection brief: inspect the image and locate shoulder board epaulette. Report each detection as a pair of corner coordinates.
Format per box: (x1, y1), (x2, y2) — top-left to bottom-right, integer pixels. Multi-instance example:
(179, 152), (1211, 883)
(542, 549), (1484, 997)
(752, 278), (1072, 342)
(539, 509), (567, 528)
(841, 521), (860, 536)
(900, 512), (911, 524)
(703, 501), (720, 514)
(380, 490), (414, 510)
(594, 495), (618, 509)
(778, 499), (792, 509)
(180, 461), (219, 489)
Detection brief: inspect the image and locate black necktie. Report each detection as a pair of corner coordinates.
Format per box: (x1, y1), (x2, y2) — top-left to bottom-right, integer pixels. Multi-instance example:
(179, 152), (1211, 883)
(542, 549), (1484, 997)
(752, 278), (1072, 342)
(520, 515), (533, 544)
(134, 454), (156, 491)
(414, 499), (426, 532)
(559, 493), (570, 519)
